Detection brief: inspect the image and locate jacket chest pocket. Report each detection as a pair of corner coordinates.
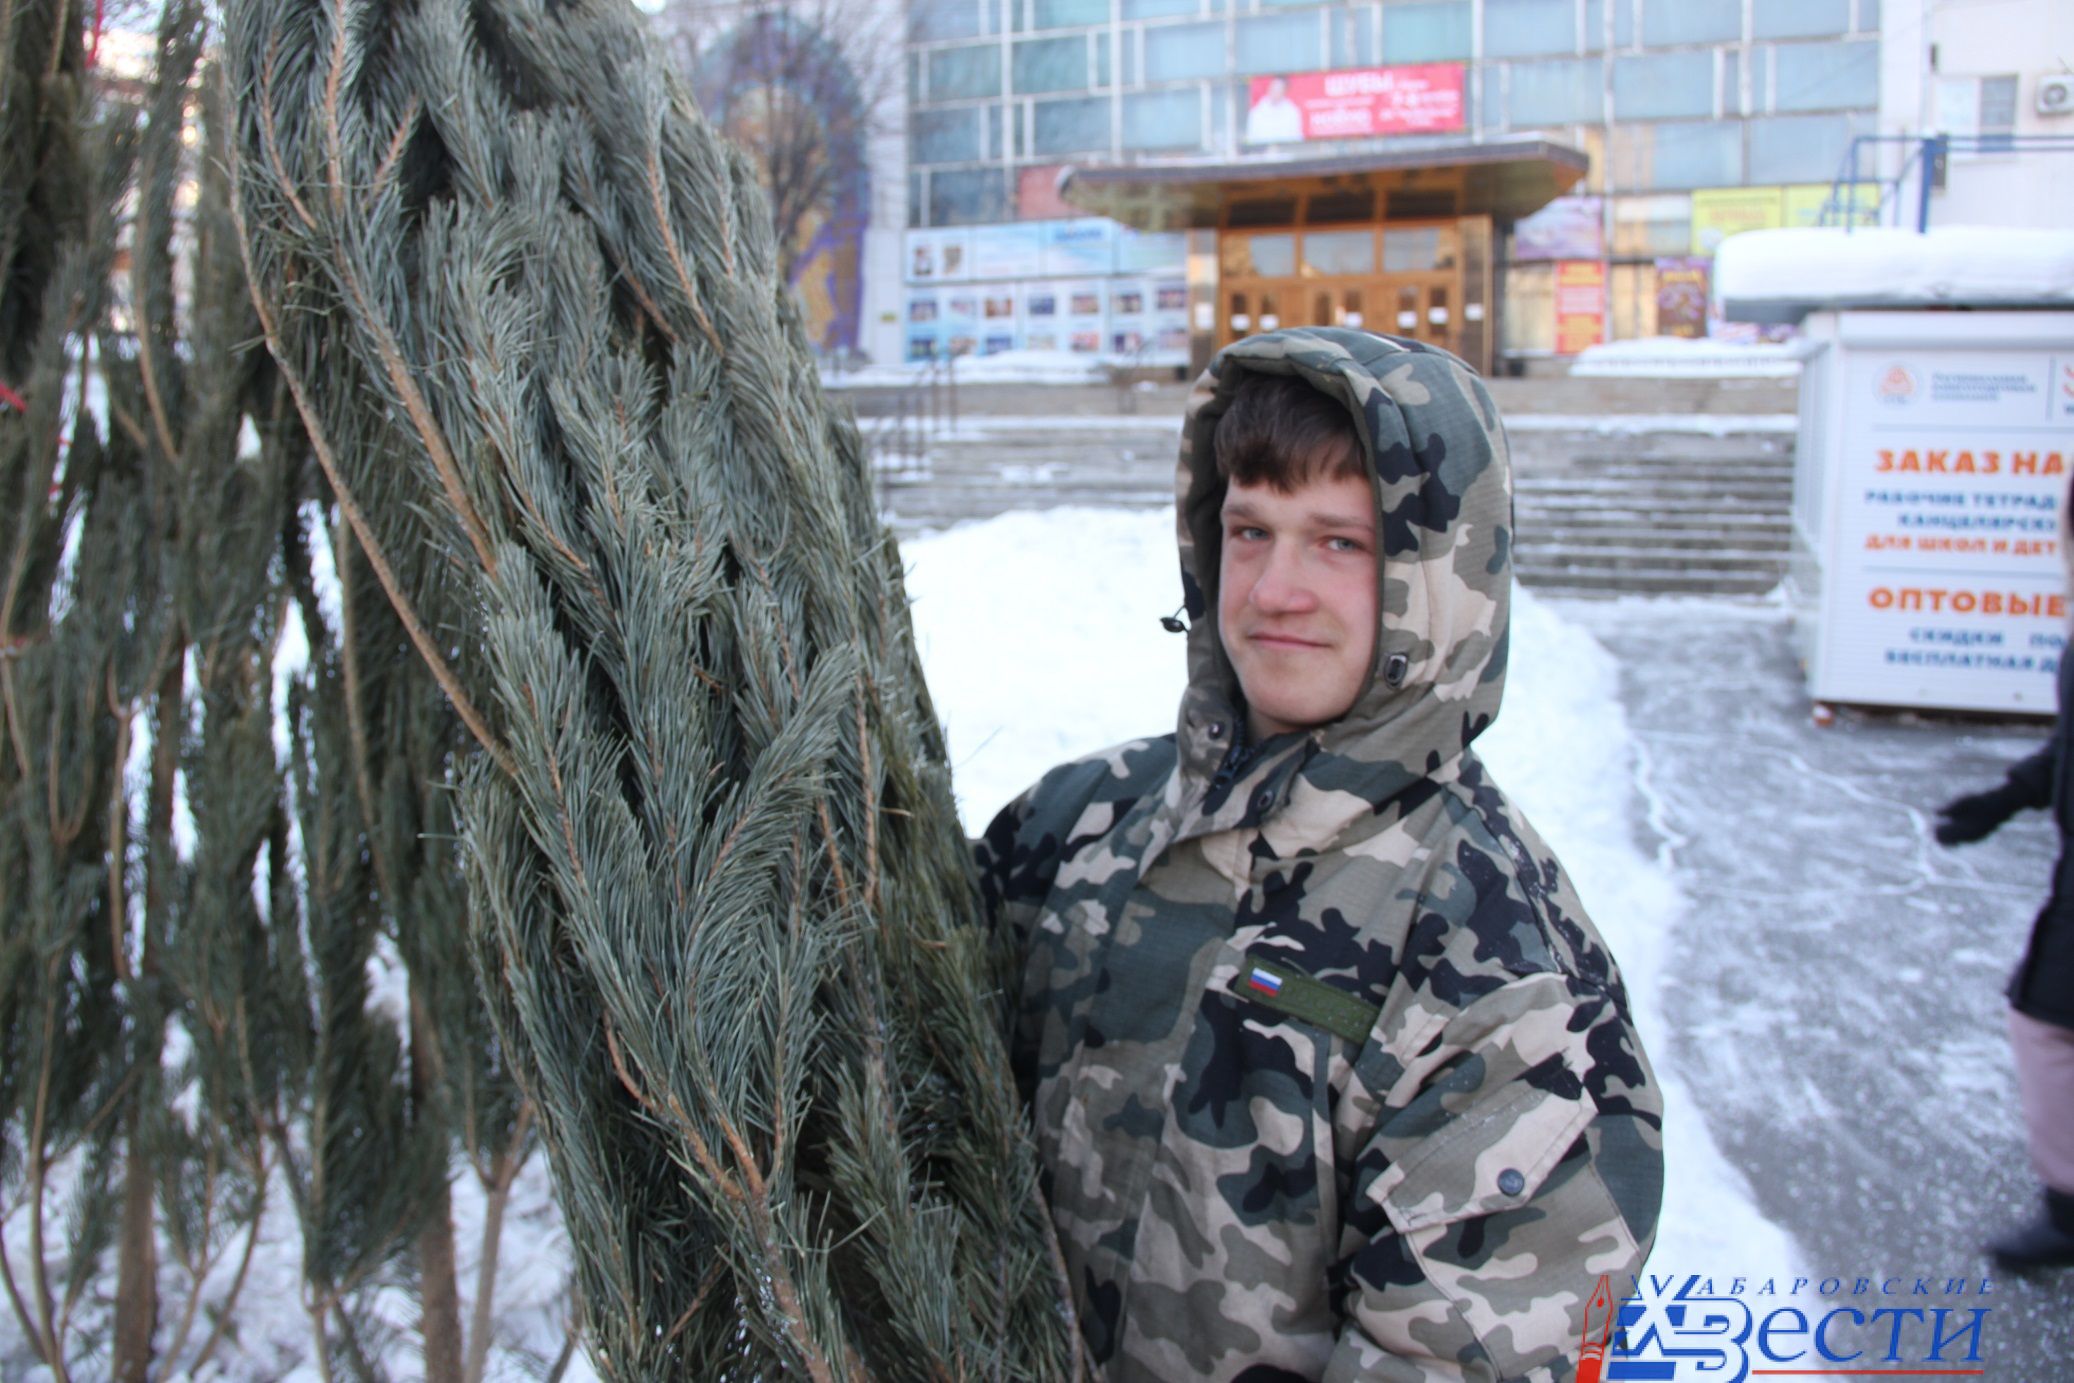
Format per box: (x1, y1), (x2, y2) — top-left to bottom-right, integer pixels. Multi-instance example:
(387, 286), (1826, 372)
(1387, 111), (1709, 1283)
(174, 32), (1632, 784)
(1155, 942), (1379, 1226)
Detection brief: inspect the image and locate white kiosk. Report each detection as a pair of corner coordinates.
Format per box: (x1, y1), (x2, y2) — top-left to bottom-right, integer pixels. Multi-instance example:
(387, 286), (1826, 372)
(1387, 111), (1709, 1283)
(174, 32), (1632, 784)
(1718, 228), (2074, 714)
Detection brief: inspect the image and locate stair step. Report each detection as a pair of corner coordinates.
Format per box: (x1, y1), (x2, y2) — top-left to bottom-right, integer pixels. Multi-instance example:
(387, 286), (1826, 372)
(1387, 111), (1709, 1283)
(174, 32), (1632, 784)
(1517, 568), (1783, 596)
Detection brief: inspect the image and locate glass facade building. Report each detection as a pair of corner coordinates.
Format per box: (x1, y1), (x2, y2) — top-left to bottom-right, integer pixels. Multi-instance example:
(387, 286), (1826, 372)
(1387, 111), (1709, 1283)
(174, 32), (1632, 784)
(900, 0), (1883, 365)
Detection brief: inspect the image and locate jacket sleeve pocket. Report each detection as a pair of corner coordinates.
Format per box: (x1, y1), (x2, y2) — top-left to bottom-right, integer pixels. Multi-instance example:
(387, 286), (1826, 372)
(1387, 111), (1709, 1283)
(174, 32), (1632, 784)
(1368, 1082), (1594, 1235)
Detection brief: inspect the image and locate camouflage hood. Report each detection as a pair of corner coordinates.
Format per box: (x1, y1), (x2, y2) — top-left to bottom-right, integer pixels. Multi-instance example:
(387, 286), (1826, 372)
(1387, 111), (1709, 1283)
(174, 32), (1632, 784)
(1174, 327), (1513, 812)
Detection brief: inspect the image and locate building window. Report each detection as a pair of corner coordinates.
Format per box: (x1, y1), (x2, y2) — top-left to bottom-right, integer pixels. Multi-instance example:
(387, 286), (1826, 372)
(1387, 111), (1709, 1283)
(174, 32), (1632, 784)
(1508, 58), (1603, 128)
(1484, 0), (1577, 59)
(1614, 51), (1716, 121)
(1123, 0), (1199, 18)
(928, 45), (1003, 101)
(912, 108), (984, 165)
(1610, 119), (1743, 189)
(1584, 0), (1635, 52)
(1237, 12), (1323, 76)
(1753, 0), (1849, 40)
(1979, 75), (2018, 152)
(1013, 36), (1089, 94)
(927, 167), (1009, 225)
(1032, 94), (1113, 154)
(1143, 21), (1225, 83)
(1773, 41), (1879, 113)
(1030, 0), (1111, 29)
(911, 0), (998, 42)
(1122, 88), (1202, 150)
(1380, 2), (1471, 64)
(1641, 0), (1740, 47)
(1747, 112), (1865, 183)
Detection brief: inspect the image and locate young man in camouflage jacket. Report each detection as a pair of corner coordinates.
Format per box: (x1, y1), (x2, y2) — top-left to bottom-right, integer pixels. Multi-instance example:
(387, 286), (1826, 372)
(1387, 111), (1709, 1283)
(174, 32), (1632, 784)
(976, 328), (1663, 1380)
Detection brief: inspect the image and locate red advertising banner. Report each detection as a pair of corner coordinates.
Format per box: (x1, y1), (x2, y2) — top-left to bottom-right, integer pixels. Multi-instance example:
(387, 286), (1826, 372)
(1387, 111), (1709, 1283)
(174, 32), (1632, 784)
(1554, 260), (1607, 355)
(1244, 65), (1466, 145)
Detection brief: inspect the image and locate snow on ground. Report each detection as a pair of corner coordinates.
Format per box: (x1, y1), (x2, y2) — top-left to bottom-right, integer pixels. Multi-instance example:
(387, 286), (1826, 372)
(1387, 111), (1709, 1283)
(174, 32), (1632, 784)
(1570, 336), (1812, 378)
(1716, 225), (2074, 319)
(905, 505), (1803, 1282)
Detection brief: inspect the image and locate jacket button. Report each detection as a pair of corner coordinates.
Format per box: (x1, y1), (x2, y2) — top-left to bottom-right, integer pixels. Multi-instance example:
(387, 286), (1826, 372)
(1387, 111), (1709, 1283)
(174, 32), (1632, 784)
(1208, 721), (1226, 740)
(1498, 1168), (1526, 1196)
(1252, 788), (1275, 813)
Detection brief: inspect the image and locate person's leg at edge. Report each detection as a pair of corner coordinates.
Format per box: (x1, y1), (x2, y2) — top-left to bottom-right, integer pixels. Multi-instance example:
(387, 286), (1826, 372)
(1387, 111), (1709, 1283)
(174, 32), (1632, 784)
(1991, 1007), (2074, 1270)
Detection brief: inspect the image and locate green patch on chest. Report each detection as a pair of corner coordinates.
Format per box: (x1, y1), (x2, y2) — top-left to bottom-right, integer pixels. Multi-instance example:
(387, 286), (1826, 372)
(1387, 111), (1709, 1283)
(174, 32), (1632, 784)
(1229, 957), (1380, 1045)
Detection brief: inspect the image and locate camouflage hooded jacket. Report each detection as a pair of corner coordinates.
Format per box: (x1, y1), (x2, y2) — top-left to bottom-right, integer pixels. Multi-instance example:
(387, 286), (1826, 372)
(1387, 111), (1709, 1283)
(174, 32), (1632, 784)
(975, 329), (1663, 1381)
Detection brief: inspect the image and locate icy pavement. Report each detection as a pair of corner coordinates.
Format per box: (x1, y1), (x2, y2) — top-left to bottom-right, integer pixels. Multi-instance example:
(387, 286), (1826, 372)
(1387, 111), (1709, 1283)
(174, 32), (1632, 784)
(1553, 594), (2074, 1380)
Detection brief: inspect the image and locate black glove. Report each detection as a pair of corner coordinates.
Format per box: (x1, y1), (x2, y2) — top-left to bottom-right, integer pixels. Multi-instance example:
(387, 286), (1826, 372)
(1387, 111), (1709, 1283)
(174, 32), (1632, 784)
(1935, 783), (2029, 845)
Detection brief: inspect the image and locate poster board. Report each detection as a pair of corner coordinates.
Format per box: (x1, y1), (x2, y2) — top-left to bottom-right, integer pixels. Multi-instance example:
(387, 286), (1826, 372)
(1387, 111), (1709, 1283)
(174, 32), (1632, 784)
(1242, 65), (1466, 145)
(1690, 187), (1783, 255)
(1553, 260), (1607, 355)
(1802, 311), (2074, 712)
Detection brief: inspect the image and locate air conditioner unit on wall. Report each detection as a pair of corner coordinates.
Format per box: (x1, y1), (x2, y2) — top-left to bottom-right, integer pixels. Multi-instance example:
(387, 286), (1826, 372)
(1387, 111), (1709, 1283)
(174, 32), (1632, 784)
(2039, 74), (2074, 116)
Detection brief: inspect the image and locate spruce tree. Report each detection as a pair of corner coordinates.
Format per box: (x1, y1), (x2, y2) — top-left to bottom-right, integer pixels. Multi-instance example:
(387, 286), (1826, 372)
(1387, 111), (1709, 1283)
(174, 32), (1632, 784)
(226, 0), (1080, 1376)
(0, 0), (147, 1371)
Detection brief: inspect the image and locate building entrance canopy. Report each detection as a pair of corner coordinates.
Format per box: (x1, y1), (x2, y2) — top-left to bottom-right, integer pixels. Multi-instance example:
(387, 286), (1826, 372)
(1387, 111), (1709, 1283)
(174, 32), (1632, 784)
(1055, 136), (1590, 231)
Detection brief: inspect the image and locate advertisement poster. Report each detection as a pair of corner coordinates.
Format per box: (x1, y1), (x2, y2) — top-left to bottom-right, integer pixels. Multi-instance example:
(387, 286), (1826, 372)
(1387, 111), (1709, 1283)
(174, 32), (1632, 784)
(1654, 257), (1710, 338)
(1511, 195), (1604, 262)
(1066, 281), (1105, 319)
(906, 229), (971, 282)
(1116, 228), (1187, 275)
(1017, 165), (1077, 221)
(1042, 219), (1115, 276)
(1819, 346), (2073, 710)
(1689, 187), (1783, 255)
(1782, 183), (1879, 230)
(1243, 65), (1466, 144)
(1553, 260), (1607, 355)
(970, 223), (1045, 280)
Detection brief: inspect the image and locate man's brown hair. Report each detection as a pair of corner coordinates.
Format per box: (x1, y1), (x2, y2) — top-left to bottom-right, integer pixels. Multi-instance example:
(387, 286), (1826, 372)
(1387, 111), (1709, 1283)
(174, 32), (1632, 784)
(1213, 371), (1364, 493)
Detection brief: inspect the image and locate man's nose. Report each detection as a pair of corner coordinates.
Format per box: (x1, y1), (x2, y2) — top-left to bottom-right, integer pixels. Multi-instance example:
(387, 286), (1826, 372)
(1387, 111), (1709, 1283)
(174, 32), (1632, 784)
(1250, 542), (1317, 612)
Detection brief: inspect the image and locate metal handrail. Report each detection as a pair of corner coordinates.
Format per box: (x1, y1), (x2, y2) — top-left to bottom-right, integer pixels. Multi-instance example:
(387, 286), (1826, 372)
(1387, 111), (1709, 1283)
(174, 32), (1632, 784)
(1829, 132), (2074, 233)
(862, 348), (959, 507)
(1106, 333), (1170, 414)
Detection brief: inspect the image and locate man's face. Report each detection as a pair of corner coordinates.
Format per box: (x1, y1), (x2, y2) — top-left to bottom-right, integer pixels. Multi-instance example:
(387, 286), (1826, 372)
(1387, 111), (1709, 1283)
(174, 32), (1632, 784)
(1217, 470), (1378, 742)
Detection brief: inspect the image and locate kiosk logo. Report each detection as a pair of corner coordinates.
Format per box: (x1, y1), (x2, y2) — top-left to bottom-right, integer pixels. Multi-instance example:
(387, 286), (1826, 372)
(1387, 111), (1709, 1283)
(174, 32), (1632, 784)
(1578, 1273), (1994, 1382)
(1878, 363), (1919, 404)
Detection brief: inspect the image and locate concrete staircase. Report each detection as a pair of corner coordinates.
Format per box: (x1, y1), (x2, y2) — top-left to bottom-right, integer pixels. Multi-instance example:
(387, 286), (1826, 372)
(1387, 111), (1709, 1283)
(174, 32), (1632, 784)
(1510, 427), (1797, 598)
(876, 415), (1180, 535)
(852, 375), (1801, 599)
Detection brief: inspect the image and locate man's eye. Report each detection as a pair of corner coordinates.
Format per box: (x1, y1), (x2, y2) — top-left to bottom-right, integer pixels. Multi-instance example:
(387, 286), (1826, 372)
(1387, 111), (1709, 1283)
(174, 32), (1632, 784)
(1326, 535), (1367, 553)
(1231, 525), (1266, 541)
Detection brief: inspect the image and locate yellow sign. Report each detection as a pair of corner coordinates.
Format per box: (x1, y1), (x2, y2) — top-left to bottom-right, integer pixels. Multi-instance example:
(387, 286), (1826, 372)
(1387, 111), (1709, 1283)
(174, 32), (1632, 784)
(1782, 183), (1880, 229)
(1690, 187), (1783, 255)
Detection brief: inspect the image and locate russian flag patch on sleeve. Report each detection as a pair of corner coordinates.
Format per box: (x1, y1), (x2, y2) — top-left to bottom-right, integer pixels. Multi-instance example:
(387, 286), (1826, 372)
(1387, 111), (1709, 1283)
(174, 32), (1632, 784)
(1246, 967), (1284, 997)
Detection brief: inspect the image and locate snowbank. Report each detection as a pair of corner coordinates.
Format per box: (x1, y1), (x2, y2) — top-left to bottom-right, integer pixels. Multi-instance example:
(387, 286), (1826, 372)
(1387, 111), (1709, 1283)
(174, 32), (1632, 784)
(1717, 226), (2074, 324)
(1571, 336), (1811, 378)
